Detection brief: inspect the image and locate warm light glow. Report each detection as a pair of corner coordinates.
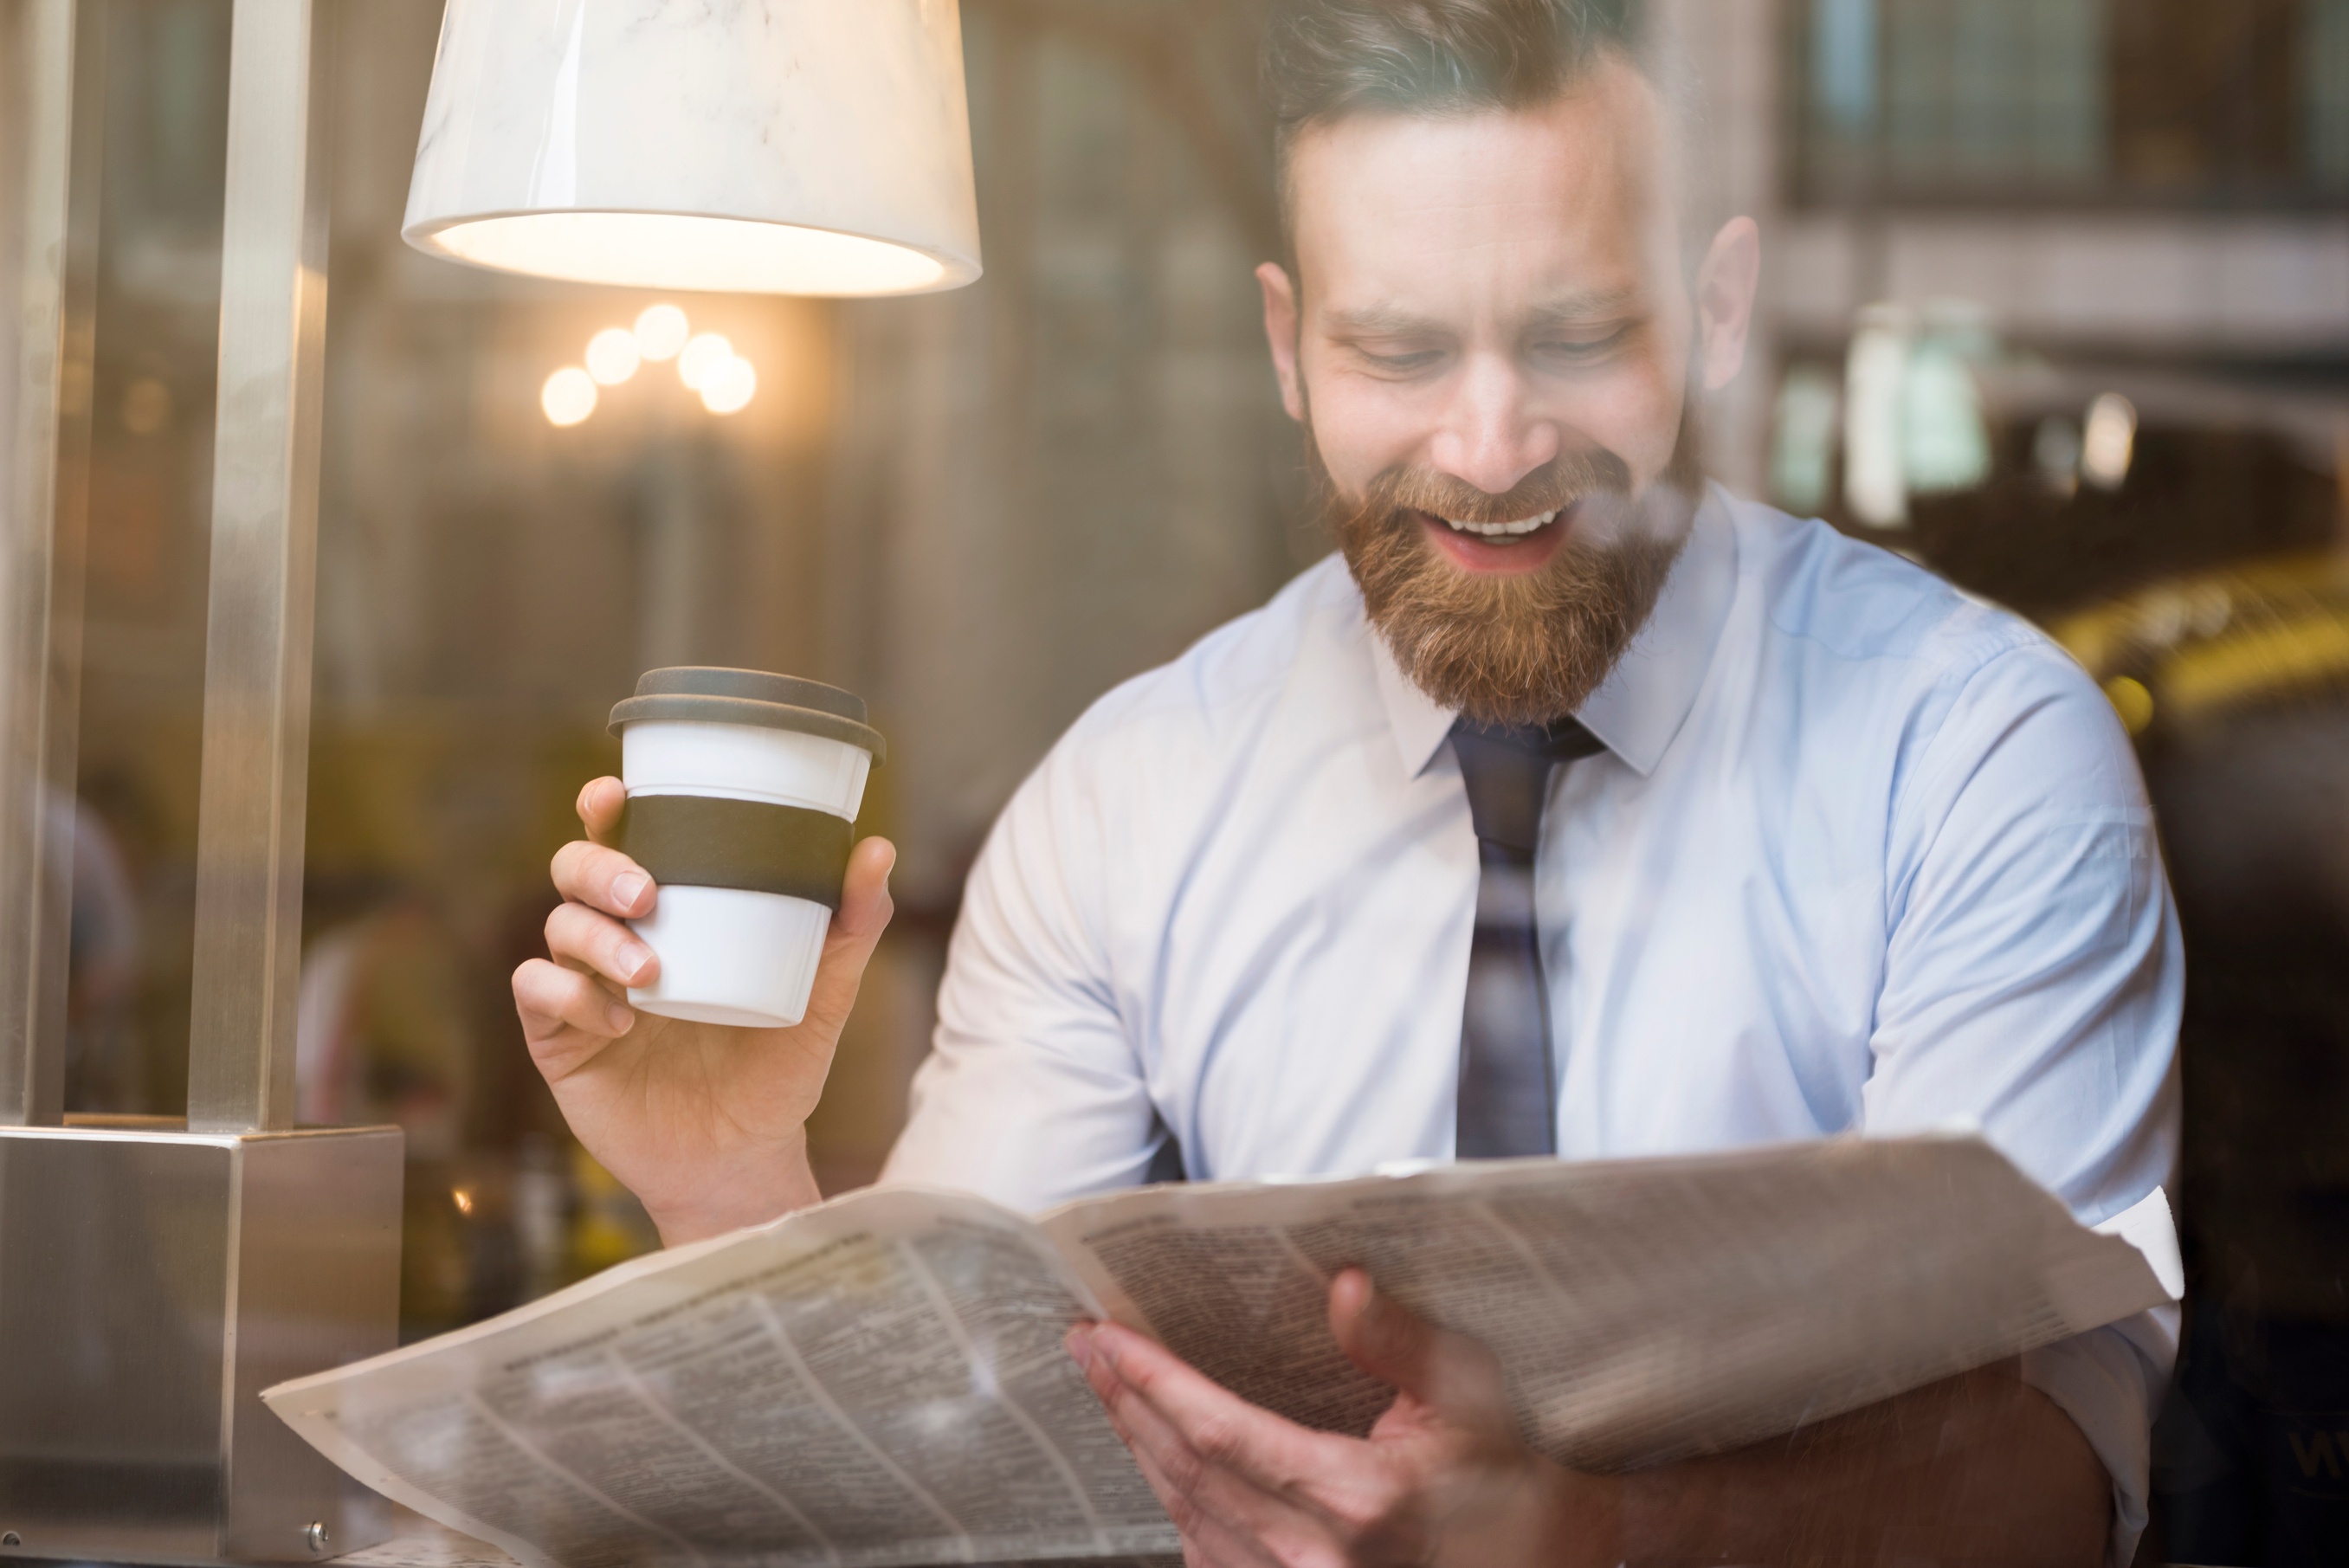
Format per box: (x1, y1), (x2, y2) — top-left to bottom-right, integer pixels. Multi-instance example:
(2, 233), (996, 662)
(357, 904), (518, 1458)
(585, 327), (642, 385)
(2081, 393), (2138, 492)
(700, 356), (758, 415)
(541, 367), (597, 426)
(1842, 310), (1910, 528)
(634, 304), (690, 362)
(452, 1186), (476, 1216)
(677, 333), (734, 391)
(417, 212), (952, 296)
(2102, 675), (2154, 737)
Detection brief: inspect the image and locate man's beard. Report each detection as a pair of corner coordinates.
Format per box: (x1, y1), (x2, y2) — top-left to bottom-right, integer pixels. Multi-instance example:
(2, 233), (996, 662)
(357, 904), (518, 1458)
(1320, 410), (1707, 727)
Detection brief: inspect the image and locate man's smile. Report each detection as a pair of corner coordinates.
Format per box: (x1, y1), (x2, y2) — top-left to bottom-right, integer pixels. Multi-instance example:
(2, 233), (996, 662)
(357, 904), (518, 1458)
(1414, 501), (1574, 573)
(1442, 507), (1560, 537)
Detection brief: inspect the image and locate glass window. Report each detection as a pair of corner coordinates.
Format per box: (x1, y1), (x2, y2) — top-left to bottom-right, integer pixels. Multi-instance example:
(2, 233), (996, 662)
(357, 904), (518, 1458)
(10, 0), (2347, 1560)
(1794, 0), (2347, 204)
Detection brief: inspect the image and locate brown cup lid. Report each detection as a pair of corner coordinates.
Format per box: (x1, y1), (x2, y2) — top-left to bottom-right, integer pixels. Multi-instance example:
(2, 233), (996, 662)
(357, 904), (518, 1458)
(609, 668), (886, 762)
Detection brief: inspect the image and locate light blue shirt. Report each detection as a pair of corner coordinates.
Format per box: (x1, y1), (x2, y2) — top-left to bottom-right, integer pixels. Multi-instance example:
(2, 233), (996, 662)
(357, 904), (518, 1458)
(885, 487), (2182, 1559)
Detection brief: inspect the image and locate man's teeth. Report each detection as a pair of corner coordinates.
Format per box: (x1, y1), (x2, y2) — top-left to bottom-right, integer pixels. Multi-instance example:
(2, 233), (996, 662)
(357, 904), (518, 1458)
(1442, 509), (1560, 538)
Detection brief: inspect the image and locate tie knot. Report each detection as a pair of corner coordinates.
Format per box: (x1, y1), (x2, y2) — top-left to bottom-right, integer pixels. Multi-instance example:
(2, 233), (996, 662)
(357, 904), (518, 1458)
(1451, 719), (1604, 856)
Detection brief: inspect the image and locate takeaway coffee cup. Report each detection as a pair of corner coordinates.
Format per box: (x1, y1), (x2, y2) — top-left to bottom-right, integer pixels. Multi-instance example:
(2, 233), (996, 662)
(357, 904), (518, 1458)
(608, 668), (886, 1029)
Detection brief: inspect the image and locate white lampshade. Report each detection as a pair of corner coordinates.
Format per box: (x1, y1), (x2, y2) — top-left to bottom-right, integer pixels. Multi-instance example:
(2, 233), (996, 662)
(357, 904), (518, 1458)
(403, 0), (982, 296)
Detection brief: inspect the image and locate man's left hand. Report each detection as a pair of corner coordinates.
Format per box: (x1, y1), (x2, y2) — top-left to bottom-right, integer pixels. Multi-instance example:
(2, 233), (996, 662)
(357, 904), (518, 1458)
(1066, 1268), (1614, 1567)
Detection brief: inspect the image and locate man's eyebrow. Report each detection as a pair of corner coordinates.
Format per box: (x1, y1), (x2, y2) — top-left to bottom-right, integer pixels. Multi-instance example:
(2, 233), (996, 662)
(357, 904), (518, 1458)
(1321, 305), (1448, 338)
(1320, 289), (1646, 339)
(1523, 288), (1643, 327)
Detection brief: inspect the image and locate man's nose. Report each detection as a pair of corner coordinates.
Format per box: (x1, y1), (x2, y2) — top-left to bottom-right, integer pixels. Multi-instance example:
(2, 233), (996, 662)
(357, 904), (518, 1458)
(1425, 354), (1559, 498)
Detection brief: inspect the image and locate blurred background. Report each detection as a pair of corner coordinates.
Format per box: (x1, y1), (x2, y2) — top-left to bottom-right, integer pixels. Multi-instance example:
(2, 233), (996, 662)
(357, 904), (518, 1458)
(30, 1), (2349, 1561)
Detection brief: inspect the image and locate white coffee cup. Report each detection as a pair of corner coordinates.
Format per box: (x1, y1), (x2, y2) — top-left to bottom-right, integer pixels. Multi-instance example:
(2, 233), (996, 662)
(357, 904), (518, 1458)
(609, 669), (885, 1029)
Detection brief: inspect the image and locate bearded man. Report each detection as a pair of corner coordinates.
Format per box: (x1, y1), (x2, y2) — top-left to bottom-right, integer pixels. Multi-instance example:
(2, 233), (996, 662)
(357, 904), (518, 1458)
(514, 2), (2180, 1563)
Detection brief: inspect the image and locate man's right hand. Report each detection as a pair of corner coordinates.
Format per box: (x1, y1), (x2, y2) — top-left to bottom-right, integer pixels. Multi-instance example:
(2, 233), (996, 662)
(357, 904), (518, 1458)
(512, 776), (897, 1246)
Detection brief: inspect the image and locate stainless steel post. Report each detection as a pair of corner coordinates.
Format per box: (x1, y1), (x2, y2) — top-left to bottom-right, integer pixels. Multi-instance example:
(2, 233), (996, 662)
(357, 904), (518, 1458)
(187, 0), (333, 1134)
(0, 5), (403, 1559)
(0, 0), (102, 1129)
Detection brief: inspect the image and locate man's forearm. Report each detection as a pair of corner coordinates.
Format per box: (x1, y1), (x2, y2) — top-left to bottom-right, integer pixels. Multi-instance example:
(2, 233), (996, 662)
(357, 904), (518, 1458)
(1609, 1361), (2110, 1567)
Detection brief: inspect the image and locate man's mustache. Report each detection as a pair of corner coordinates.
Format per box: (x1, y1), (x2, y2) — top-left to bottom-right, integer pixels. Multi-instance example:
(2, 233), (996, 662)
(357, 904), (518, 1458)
(1361, 449), (1634, 526)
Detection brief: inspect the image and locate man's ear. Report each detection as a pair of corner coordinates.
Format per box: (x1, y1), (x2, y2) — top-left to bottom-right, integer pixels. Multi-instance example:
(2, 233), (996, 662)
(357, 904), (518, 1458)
(1694, 216), (1761, 392)
(1256, 261), (1306, 423)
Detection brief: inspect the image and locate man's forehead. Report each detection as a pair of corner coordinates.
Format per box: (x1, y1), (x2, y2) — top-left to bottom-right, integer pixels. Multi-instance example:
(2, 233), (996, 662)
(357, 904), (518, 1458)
(1282, 63), (1678, 302)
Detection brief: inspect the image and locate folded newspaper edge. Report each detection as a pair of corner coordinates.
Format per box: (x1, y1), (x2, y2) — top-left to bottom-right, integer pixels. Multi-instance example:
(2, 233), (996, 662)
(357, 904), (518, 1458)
(264, 1133), (2176, 1568)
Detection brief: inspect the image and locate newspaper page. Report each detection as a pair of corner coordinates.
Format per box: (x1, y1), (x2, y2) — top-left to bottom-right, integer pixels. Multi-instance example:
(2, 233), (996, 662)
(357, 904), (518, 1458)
(1040, 1132), (2179, 1471)
(265, 1189), (1182, 1568)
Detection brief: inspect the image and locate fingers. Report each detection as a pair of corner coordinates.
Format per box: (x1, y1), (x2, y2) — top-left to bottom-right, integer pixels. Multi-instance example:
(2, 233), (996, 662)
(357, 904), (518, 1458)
(545, 900), (657, 990)
(1068, 1329), (1306, 1568)
(797, 837), (896, 1036)
(1328, 1268), (1515, 1435)
(835, 835), (897, 944)
(1127, 1436), (1290, 1568)
(577, 777), (627, 847)
(1073, 1322), (1341, 1500)
(551, 837), (656, 920)
(513, 956), (635, 1064)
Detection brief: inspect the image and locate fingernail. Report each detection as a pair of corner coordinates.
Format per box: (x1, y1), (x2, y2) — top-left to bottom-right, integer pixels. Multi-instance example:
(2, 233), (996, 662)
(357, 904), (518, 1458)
(620, 939), (655, 981)
(606, 1002), (633, 1035)
(613, 872), (649, 911)
(1065, 1328), (1094, 1369)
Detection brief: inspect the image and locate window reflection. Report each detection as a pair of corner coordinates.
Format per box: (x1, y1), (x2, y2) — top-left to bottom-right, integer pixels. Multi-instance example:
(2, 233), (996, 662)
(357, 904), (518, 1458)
(47, 0), (2349, 1559)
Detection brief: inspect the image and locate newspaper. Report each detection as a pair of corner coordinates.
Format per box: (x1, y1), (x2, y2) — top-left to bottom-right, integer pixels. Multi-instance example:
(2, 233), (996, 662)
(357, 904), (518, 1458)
(266, 1133), (2178, 1568)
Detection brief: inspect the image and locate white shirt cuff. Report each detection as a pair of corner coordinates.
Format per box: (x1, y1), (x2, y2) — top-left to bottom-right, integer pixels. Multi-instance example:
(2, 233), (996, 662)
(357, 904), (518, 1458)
(2020, 1307), (2180, 1568)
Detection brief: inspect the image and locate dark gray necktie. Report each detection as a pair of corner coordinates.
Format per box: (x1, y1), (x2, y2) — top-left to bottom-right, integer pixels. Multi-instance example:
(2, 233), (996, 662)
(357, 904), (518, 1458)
(1453, 717), (1604, 1158)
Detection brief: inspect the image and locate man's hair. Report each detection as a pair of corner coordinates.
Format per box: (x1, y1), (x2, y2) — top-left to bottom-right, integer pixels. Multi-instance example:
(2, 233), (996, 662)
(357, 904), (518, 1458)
(1262, 0), (1648, 165)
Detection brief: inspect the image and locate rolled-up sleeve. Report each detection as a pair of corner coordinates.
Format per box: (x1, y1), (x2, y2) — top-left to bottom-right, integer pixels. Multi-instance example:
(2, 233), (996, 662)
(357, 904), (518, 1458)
(1868, 635), (2184, 1565)
(881, 725), (1167, 1210)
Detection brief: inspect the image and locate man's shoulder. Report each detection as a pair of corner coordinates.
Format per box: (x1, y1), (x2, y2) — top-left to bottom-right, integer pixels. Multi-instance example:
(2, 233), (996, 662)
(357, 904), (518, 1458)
(989, 554), (1371, 890)
(1732, 494), (2084, 704)
(1055, 552), (1367, 759)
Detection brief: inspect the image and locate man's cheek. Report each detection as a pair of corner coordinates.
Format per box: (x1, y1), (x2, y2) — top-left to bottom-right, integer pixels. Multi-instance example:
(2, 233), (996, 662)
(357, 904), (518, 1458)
(1308, 392), (1429, 496)
(1567, 368), (1681, 484)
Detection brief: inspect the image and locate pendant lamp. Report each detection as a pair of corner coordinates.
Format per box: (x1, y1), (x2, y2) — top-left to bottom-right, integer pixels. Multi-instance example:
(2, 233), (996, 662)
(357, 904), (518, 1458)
(402, 0), (982, 296)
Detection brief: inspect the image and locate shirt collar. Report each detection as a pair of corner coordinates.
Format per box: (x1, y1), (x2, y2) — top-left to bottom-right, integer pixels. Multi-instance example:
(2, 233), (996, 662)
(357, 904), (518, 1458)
(1369, 483), (1740, 780)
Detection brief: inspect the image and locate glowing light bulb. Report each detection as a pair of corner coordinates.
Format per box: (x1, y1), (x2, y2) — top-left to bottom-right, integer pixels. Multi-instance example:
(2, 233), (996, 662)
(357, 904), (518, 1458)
(541, 367), (597, 426)
(633, 303), (689, 362)
(585, 327), (642, 385)
(2081, 393), (2138, 492)
(677, 332), (734, 390)
(700, 356), (758, 415)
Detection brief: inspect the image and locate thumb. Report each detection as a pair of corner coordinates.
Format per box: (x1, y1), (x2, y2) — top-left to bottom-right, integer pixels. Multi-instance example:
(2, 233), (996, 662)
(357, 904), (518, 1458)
(578, 777), (627, 847)
(1328, 1268), (1515, 1434)
(796, 836), (896, 1037)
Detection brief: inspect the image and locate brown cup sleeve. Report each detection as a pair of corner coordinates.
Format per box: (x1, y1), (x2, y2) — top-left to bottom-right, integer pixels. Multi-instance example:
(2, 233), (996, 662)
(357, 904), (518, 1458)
(618, 795), (855, 912)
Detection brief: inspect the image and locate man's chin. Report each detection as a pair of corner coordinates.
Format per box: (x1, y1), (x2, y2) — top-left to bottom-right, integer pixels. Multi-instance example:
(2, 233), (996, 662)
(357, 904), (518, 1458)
(1413, 505), (1576, 576)
(1350, 513), (1689, 726)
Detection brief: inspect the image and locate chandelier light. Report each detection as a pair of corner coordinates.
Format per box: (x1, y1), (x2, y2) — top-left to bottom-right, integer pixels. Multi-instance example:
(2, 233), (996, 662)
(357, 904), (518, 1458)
(540, 308), (763, 425)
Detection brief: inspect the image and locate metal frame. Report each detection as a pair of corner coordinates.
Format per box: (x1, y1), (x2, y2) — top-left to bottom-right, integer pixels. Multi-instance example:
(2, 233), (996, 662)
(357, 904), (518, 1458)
(0, 0), (102, 1130)
(0, 0), (404, 1560)
(188, 0), (337, 1135)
